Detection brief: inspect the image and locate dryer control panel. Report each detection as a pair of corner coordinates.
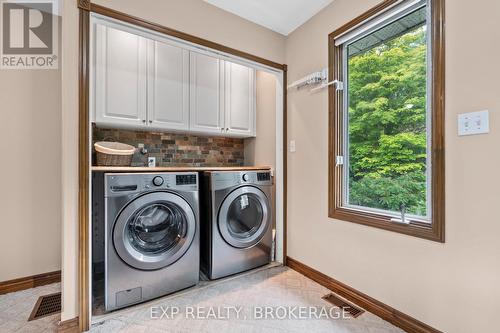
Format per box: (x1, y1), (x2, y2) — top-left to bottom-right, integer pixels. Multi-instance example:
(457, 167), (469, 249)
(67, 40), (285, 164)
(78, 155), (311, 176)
(211, 170), (273, 191)
(257, 172), (271, 182)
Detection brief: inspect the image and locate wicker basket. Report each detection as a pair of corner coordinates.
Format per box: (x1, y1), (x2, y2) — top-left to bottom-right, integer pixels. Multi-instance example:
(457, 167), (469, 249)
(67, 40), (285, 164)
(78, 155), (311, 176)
(94, 141), (135, 166)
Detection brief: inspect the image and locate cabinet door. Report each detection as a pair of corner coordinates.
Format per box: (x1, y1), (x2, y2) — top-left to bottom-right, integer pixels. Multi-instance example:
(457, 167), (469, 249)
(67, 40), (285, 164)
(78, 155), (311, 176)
(94, 24), (147, 128)
(189, 52), (225, 134)
(148, 40), (190, 131)
(224, 61), (256, 137)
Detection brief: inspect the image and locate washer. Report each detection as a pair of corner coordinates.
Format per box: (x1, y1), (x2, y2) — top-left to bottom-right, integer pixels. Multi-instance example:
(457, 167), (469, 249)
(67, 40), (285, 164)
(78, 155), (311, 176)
(103, 172), (199, 311)
(201, 170), (273, 280)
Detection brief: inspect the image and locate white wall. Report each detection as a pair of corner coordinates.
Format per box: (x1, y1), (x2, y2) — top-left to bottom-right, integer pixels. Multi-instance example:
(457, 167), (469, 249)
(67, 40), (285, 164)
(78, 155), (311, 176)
(60, 0), (80, 321)
(0, 33), (61, 280)
(245, 70), (278, 240)
(285, 0), (500, 332)
(92, 0), (285, 65)
(244, 70), (277, 168)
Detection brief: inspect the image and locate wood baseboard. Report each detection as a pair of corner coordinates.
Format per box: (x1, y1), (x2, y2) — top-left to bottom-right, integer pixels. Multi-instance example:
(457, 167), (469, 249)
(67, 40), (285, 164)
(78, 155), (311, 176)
(0, 270), (61, 295)
(58, 317), (80, 333)
(286, 257), (441, 333)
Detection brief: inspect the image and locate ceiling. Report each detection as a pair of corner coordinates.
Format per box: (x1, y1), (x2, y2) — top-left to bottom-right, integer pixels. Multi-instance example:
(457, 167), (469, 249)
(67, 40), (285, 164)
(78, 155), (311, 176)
(204, 0), (334, 36)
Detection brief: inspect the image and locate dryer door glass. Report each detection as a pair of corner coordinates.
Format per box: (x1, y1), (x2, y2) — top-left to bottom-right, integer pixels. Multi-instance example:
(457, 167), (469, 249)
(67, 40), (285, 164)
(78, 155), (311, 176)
(114, 192), (196, 270)
(218, 186), (271, 249)
(227, 194), (263, 239)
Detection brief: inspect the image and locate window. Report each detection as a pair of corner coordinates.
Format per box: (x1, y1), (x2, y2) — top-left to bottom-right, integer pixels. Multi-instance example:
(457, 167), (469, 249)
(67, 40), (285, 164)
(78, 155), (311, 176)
(328, 0), (445, 242)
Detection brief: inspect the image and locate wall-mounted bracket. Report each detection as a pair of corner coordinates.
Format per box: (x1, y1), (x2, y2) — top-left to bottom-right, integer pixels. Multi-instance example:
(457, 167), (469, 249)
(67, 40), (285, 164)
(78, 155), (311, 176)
(311, 79), (343, 93)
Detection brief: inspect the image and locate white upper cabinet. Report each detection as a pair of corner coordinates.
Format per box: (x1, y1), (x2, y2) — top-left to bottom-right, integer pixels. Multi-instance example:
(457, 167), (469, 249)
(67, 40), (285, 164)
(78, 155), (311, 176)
(93, 20), (257, 138)
(147, 39), (190, 131)
(189, 52), (225, 135)
(224, 61), (256, 137)
(94, 24), (148, 128)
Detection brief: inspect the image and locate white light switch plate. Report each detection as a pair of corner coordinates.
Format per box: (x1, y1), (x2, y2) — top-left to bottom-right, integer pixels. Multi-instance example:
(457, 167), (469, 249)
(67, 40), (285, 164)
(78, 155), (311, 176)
(458, 110), (489, 136)
(289, 140), (296, 153)
(148, 157), (156, 167)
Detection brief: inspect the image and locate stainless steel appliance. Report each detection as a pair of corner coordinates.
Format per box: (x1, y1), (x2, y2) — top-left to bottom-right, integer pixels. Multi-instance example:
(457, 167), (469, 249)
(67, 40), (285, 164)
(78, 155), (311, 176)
(201, 170), (273, 280)
(103, 172), (199, 311)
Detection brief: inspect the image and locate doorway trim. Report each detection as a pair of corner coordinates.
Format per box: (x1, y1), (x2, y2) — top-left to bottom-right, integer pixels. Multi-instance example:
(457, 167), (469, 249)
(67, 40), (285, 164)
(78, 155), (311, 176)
(77, 1), (287, 331)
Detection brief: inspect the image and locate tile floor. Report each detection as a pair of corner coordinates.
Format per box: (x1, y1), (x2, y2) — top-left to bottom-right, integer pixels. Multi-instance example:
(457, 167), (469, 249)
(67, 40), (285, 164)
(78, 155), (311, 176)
(0, 267), (404, 333)
(0, 283), (60, 333)
(90, 267), (404, 333)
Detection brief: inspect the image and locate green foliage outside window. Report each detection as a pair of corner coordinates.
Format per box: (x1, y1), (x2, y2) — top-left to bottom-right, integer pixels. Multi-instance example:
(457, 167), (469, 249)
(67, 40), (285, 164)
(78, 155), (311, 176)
(347, 26), (428, 216)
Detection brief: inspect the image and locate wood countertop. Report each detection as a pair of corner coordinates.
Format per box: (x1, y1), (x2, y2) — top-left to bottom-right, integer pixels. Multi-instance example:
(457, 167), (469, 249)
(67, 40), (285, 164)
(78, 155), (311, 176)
(91, 166), (272, 172)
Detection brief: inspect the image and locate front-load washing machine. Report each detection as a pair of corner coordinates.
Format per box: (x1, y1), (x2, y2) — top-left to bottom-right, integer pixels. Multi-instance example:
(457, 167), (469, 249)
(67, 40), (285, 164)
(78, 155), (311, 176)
(201, 170), (273, 280)
(103, 172), (199, 311)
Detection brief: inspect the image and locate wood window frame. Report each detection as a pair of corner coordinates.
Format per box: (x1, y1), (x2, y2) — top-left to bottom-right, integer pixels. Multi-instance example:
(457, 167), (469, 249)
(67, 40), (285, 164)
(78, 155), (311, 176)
(328, 0), (445, 242)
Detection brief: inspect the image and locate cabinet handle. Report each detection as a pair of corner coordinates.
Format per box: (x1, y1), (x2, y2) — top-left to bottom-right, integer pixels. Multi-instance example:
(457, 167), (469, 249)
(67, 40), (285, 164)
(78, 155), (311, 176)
(149, 120), (153, 124)
(142, 120), (146, 123)
(226, 128), (229, 131)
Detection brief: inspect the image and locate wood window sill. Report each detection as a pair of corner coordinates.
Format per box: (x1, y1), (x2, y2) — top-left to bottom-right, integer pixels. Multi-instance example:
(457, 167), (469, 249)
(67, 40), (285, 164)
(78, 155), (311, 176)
(330, 207), (445, 243)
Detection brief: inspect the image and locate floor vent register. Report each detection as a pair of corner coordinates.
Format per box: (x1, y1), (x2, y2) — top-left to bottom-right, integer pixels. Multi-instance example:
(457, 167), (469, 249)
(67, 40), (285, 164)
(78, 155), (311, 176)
(322, 293), (365, 318)
(29, 292), (62, 321)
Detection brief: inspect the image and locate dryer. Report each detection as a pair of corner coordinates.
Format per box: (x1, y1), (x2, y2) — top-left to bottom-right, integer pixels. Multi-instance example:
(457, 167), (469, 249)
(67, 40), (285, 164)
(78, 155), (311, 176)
(201, 170), (273, 280)
(103, 172), (199, 311)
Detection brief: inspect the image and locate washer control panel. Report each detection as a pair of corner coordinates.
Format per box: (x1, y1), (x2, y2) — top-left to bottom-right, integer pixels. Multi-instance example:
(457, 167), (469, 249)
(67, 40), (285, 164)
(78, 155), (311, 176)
(176, 174), (197, 185)
(105, 172), (198, 197)
(152, 176), (164, 186)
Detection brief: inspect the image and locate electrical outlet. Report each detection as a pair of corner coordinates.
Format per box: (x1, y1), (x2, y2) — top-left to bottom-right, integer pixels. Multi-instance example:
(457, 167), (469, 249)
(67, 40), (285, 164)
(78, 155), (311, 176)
(148, 157), (156, 167)
(458, 110), (490, 136)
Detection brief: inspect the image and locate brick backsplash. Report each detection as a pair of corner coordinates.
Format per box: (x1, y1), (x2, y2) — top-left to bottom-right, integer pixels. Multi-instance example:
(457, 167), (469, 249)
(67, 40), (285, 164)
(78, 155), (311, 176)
(92, 126), (245, 167)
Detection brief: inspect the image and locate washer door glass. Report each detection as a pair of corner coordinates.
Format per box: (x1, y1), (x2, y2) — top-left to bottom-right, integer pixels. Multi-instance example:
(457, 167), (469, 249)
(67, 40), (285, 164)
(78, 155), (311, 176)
(218, 186), (271, 249)
(114, 192), (196, 270)
(128, 203), (186, 254)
